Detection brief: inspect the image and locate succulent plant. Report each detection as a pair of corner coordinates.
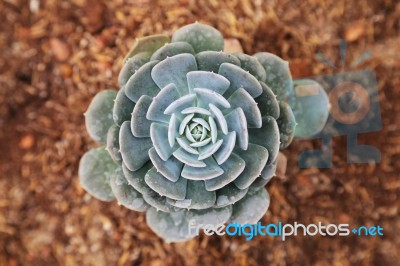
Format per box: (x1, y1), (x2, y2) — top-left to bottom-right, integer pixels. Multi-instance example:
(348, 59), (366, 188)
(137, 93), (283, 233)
(79, 22), (328, 242)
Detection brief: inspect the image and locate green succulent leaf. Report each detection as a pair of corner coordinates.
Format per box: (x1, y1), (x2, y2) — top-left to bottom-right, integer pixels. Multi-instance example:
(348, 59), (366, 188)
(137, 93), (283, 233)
(186, 205), (232, 226)
(255, 82), (280, 119)
(254, 52), (293, 102)
(261, 159), (277, 181)
(124, 34), (170, 62)
(233, 144), (269, 189)
(213, 131), (236, 165)
(181, 157), (223, 180)
(248, 116), (280, 164)
(146, 208), (194, 243)
(122, 162), (153, 195)
(218, 63), (262, 98)
(119, 52), (151, 87)
(151, 42), (195, 61)
(277, 101), (296, 149)
(173, 148), (206, 168)
(120, 121), (152, 171)
(204, 153), (245, 191)
(143, 191), (178, 212)
(229, 188), (270, 224)
(85, 90), (117, 143)
(227, 88), (262, 128)
(125, 60), (160, 103)
(148, 147), (182, 182)
(151, 123), (177, 161)
(145, 167), (187, 200)
(224, 108), (248, 150)
(195, 51), (240, 73)
(171, 22), (224, 53)
(249, 159), (277, 189)
(291, 79), (329, 138)
(234, 53), (266, 81)
(113, 88), (136, 126)
(146, 83), (180, 123)
(131, 95), (153, 137)
(151, 53), (197, 96)
(168, 180), (216, 209)
(215, 183), (248, 208)
(106, 124), (122, 164)
(186, 71), (230, 95)
(109, 167), (149, 211)
(79, 147), (117, 201)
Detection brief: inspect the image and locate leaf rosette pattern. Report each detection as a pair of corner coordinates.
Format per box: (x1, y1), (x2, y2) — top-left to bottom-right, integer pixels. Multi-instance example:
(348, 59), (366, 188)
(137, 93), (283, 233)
(78, 23), (317, 242)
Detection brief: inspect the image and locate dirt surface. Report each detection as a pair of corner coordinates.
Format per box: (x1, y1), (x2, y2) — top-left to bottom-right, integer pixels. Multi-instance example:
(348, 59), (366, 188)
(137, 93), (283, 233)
(1, 0), (399, 265)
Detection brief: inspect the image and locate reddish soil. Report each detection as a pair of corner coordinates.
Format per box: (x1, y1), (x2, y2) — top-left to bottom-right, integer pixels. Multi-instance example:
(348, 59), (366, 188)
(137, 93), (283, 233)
(0, 0), (399, 265)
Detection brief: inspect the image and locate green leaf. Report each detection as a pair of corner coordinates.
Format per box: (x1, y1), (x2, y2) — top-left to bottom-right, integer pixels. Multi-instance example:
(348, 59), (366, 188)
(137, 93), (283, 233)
(113, 88), (135, 126)
(150, 42), (195, 61)
(146, 208), (195, 242)
(254, 52), (293, 102)
(148, 147), (182, 182)
(172, 22), (224, 53)
(124, 34), (170, 62)
(145, 167), (187, 201)
(218, 63), (262, 98)
(168, 180), (216, 210)
(151, 123), (177, 161)
(196, 51), (240, 73)
(205, 153), (245, 191)
(234, 53), (266, 81)
(215, 183), (248, 208)
(213, 131), (236, 165)
(119, 52), (151, 87)
(143, 191), (178, 213)
(125, 60), (160, 103)
(224, 108), (248, 150)
(85, 90), (117, 143)
(291, 79), (329, 138)
(254, 82), (280, 119)
(193, 88), (230, 110)
(131, 95), (153, 137)
(173, 148), (206, 168)
(151, 53), (197, 96)
(227, 88), (262, 128)
(147, 83), (180, 123)
(277, 101), (296, 149)
(106, 124), (122, 164)
(186, 205), (232, 226)
(187, 71), (230, 95)
(233, 144), (269, 189)
(122, 162), (152, 195)
(248, 116), (280, 164)
(119, 121), (152, 171)
(261, 159), (277, 181)
(109, 167), (149, 211)
(229, 188), (270, 224)
(79, 147), (117, 201)
(181, 157), (223, 180)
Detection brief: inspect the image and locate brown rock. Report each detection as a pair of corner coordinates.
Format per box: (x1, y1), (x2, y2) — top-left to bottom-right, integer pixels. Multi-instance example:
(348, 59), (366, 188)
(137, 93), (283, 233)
(50, 38), (71, 62)
(19, 134), (35, 150)
(344, 20), (365, 42)
(276, 152), (287, 179)
(224, 38), (243, 54)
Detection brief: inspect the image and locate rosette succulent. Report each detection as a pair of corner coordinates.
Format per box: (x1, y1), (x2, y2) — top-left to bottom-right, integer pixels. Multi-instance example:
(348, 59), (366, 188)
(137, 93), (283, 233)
(79, 22), (328, 242)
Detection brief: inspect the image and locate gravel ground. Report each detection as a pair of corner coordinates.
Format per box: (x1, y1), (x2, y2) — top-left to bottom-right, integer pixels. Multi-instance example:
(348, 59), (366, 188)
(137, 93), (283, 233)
(0, 0), (399, 265)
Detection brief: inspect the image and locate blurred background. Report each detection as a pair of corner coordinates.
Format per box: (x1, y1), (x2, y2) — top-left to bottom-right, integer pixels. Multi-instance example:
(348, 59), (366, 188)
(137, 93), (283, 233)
(0, 0), (399, 265)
